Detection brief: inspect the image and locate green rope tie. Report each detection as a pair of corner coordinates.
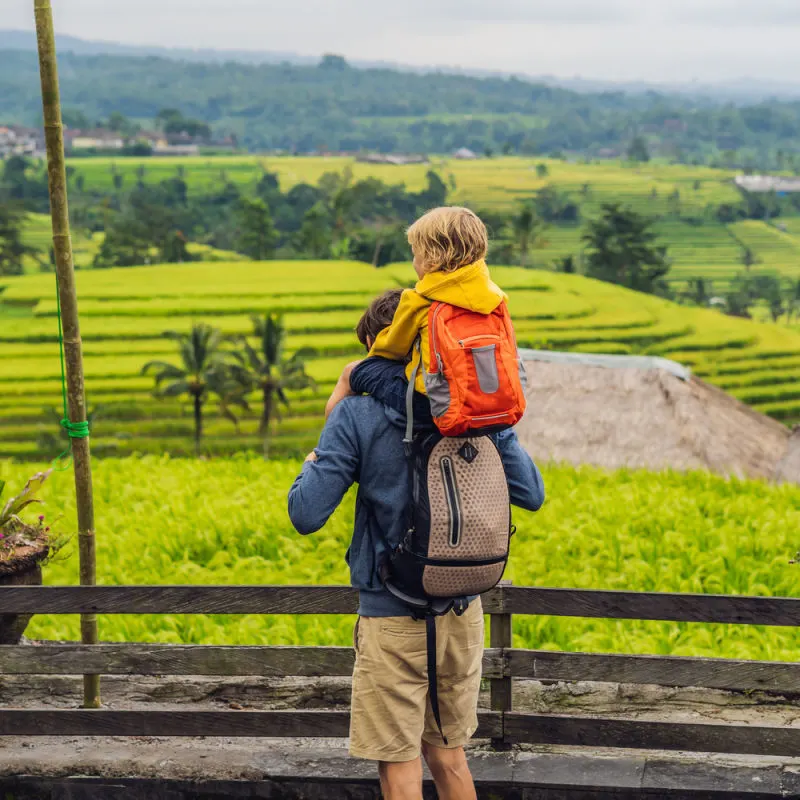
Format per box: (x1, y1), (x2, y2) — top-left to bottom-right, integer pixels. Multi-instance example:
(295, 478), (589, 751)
(53, 272), (90, 470)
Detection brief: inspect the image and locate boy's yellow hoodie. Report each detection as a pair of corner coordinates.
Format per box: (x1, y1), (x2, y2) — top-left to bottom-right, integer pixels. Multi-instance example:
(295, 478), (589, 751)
(369, 259), (506, 394)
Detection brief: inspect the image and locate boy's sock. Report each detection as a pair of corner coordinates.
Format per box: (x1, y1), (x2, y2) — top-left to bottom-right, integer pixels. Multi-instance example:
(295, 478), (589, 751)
(350, 357), (433, 425)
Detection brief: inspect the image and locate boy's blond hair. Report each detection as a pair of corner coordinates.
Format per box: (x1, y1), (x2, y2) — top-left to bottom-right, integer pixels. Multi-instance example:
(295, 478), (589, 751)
(407, 206), (488, 273)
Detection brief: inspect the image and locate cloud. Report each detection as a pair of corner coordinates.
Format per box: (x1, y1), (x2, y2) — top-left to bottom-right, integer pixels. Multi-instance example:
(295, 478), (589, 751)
(665, 0), (800, 25)
(5, 0), (800, 83)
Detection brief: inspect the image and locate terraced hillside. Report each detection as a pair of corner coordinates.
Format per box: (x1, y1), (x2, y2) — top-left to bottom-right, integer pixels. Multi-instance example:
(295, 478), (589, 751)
(33, 155), (800, 289)
(2, 260), (799, 462)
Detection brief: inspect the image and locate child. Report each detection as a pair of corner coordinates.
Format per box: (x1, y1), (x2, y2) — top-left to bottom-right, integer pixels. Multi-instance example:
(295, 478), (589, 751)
(369, 206), (506, 396)
(327, 206), (520, 430)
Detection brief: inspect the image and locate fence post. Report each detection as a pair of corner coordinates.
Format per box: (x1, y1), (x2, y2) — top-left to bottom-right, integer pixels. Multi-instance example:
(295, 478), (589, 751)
(490, 580), (512, 751)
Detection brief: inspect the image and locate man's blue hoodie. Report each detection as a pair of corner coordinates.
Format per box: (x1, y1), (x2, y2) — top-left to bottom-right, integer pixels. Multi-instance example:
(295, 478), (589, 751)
(287, 368), (545, 617)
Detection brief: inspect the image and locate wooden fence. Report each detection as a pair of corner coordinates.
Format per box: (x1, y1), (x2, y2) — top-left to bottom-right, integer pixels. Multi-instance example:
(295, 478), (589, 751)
(2, 583), (800, 755)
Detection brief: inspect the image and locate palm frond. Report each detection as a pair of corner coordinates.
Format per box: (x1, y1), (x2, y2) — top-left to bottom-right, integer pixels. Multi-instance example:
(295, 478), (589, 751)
(263, 313), (285, 368)
(155, 379), (193, 398)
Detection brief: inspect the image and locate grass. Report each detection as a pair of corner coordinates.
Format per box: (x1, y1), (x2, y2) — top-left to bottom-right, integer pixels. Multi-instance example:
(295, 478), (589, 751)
(2, 456), (798, 660)
(2, 258), (800, 462)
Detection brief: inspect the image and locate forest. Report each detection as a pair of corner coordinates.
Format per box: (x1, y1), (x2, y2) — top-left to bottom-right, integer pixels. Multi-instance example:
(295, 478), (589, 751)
(3, 47), (800, 163)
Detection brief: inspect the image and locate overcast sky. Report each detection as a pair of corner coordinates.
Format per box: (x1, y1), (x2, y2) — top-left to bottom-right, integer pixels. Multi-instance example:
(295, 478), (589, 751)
(9, 0), (800, 83)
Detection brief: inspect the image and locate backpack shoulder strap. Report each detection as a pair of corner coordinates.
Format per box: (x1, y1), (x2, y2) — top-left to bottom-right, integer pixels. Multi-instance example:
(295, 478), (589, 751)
(404, 337), (426, 450)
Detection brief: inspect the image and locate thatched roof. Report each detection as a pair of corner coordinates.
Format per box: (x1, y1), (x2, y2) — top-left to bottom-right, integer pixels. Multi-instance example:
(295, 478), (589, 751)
(776, 429), (800, 485)
(517, 350), (797, 483)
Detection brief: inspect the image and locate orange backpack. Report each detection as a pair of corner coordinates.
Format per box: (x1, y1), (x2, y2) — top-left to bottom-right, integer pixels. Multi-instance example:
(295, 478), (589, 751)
(421, 300), (527, 437)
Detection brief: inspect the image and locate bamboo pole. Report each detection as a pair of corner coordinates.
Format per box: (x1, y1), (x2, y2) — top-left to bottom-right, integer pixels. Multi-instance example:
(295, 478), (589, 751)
(33, 0), (100, 709)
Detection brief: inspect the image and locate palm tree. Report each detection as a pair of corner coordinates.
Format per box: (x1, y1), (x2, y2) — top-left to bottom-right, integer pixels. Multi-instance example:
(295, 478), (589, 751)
(511, 203), (548, 268)
(142, 324), (247, 455)
(232, 314), (316, 456)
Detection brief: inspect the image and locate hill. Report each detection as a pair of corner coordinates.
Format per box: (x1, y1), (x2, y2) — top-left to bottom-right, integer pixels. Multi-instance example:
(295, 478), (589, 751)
(7, 29), (800, 101)
(1, 260), (799, 462)
(4, 46), (800, 158)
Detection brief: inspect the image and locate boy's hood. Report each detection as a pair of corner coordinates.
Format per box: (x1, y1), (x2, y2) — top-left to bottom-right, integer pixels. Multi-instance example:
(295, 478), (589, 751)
(415, 259), (505, 314)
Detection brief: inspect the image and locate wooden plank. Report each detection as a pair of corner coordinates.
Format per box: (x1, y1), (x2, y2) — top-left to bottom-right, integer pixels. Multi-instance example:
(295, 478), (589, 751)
(0, 586), (359, 615)
(504, 713), (800, 757)
(0, 586), (505, 615)
(0, 710), (502, 739)
(504, 586), (800, 626)
(0, 644), (505, 679)
(508, 649), (800, 692)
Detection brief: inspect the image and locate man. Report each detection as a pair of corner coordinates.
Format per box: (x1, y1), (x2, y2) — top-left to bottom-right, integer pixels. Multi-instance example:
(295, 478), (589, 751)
(288, 290), (545, 800)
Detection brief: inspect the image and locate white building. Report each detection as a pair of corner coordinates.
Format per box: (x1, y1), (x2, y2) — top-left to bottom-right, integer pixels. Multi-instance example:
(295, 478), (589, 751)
(734, 175), (800, 194)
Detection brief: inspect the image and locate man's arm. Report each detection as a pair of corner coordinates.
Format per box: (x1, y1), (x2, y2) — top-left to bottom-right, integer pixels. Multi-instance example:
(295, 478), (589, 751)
(494, 429), (545, 511)
(288, 402), (360, 535)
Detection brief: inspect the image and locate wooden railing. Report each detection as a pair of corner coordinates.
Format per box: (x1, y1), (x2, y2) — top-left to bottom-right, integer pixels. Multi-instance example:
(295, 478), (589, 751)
(2, 583), (800, 754)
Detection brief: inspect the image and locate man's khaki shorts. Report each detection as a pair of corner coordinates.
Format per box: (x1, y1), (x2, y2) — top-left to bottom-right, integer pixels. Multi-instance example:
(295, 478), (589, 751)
(349, 598), (484, 762)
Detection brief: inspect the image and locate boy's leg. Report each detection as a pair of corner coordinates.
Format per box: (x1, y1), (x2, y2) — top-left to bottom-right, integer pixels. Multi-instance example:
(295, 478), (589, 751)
(378, 758), (424, 800)
(421, 743), (477, 800)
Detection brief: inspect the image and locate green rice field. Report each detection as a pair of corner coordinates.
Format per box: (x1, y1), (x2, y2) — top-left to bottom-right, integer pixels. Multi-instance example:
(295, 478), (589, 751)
(2, 457), (797, 660)
(2, 258), (800, 463)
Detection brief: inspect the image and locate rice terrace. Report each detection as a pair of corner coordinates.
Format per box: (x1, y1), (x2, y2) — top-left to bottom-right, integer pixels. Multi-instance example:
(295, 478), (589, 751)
(3, 4), (800, 798)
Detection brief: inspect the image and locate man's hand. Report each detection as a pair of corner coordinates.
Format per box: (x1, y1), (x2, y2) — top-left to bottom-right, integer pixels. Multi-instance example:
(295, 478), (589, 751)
(304, 450), (318, 463)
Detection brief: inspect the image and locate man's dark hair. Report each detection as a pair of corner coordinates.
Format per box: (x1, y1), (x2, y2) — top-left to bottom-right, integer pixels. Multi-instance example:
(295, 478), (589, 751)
(356, 289), (403, 349)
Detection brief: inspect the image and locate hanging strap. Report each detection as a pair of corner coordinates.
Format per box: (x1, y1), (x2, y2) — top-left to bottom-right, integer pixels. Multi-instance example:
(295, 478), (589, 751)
(404, 338), (423, 448)
(426, 615), (448, 746)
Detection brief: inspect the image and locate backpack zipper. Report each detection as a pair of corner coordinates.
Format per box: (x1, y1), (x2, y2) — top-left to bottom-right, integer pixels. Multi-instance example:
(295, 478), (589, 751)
(458, 334), (501, 347)
(440, 456), (462, 548)
(471, 412), (510, 421)
(429, 302), (445, 374)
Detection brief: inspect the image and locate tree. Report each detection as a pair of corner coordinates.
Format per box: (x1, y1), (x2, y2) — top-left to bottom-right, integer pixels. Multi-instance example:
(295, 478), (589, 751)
(510, 202), (548, 268)
(296, 203), (333, 258)
(232, 315), (316, 456)
(723, 274), (753, 319)
(535, 163), (549, 178)
(683, 277), (712, 307)
(627, 135), (650, 163)
(582, 203), (671, 294)
(554, 255), (576, 274)
(349, 221), (409, 267)
(319, 54), (349, 71)
(235, 197), (277, 260)
(741, 247), (758, 270)
(0, 202), (37, 276)
(142, 325), (245, 455)
(533, 185), (580, 223)
(1, 156), (49, 208)
(418, 171), (448, 208)
(751, 274), (787, 322)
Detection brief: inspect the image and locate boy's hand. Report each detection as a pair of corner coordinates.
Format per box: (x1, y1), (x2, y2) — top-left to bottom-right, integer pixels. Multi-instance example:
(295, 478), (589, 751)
(304, 450), (318, 463)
